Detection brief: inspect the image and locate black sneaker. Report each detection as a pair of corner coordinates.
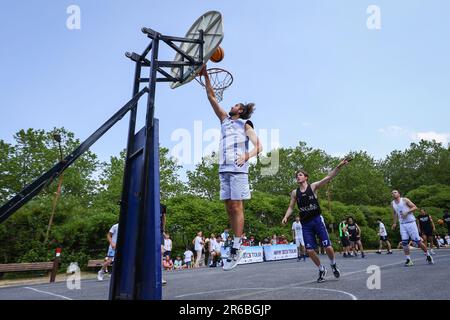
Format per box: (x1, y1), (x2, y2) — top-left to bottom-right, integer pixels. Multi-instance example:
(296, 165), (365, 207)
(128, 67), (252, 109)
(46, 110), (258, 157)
(386, 251), (393, 254)
(376, 251), (381, 254)
(404, 259), (414, 267)
(331, 264), (340, 278)
(426, 255), (434, 265)
(361, 252), (365, 258)
(317, 268), (327, 283)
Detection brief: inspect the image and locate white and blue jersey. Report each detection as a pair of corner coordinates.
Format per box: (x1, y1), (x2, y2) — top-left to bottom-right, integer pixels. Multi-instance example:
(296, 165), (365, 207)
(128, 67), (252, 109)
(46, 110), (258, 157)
(219, 117), (252, 174)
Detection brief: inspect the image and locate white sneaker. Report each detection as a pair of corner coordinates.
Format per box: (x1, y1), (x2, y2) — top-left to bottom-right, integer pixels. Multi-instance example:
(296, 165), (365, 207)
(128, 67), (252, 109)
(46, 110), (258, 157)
(430, 249), (436, 255)
(223, 248), (245, 271)
(97, 270), (104, 281)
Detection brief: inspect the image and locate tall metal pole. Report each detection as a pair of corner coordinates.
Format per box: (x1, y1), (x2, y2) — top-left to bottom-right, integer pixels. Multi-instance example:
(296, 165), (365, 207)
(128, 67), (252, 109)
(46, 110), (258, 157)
(109, 50), (144, 299)
(134, 31), (161, 300)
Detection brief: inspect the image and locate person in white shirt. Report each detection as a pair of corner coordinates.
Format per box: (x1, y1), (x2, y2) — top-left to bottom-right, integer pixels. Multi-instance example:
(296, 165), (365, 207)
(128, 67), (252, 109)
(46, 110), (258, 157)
(98, 223), (118, 281)
(292, 216), (306, 261)
(200, 65), (263, 272)
(163, 233), (173, 258)
(183, 248), (194, 269)
(391, 190), (434, 266)
(221, 229), (229, 243)
(193, 231), (204, 268)
(445, 235), (450, 246)
(376, 218), (393, 254)
(210, 235), (223, 267)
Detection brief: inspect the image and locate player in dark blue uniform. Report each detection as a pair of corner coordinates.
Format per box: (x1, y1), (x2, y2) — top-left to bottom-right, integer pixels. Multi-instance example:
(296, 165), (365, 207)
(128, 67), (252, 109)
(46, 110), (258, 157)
(282, 158), (352, 283)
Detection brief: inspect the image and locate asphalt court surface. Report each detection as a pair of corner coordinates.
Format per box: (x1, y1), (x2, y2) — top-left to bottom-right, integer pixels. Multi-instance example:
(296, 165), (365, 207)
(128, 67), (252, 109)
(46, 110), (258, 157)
(0, 249), (449, 300)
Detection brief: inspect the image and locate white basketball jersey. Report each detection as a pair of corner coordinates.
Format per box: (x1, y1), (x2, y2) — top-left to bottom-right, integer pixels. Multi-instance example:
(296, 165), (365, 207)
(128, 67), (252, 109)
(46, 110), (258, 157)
(392, 198), (416, 224)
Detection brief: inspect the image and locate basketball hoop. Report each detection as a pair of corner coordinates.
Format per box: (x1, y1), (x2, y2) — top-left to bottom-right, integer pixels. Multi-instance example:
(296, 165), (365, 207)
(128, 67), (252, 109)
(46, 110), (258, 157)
(196, 68), (233, 102)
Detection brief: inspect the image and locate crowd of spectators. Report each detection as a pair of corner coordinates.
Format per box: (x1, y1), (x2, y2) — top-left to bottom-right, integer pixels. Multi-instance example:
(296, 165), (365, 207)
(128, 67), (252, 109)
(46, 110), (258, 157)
(161, 230), (298, 271)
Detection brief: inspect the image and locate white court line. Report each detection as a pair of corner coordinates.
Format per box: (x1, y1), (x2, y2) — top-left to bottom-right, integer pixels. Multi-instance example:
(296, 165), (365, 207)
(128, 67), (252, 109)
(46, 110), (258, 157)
(24, 287), (73, 300)
(175, 287), (271, 299)
(225, 252), (450, 300)
(291, 287), (358, 300)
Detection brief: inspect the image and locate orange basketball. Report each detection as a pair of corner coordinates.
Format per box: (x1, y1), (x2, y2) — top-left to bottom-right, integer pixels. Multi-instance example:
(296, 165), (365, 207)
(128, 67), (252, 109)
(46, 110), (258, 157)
(437, 219), (444, 225)
(210, 46), (224, 63)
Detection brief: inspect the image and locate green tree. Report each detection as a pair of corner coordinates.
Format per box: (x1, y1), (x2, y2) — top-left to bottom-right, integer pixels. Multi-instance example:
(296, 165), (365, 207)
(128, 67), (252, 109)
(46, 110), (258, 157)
(381, 140), (450, 193)
(328, 151), (391, 206)
(186, 153), (219, 200)
(250, 142), (335, 196)
(405, 184), (450, 208)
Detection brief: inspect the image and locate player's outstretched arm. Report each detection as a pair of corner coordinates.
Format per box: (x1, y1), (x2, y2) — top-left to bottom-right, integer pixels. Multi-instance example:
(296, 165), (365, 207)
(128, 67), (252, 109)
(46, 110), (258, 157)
(199, 65), (227, 122)
(282, 190), (297, 225)
(311, 157), (352, 192)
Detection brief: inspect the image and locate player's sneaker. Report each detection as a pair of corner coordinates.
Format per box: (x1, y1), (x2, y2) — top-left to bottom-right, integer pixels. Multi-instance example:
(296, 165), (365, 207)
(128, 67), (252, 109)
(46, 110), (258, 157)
(97, 270), (104, 281)
(386, 251), (393, 254)
(317, 268), (327, 283)
(376, 251), (381, 254)
(331, 264), (340, 278)
(426, 255), (434, 265)
(430, 249), (436, 255)
(404, 259), (414, 267)
(223, 247), (245, 271)
(361, 252), (366, 258)
(162, 279), (167, 286)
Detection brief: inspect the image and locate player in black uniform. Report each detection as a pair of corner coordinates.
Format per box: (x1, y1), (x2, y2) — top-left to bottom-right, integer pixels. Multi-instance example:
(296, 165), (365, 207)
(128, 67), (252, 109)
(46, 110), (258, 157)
(417, 209), (436, 255)
(282, 158), (352, 283)
(346, 217), (365, 258)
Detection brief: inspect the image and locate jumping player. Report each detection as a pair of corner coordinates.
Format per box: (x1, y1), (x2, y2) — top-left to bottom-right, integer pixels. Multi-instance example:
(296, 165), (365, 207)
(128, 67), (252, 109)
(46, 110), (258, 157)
(391, 190), (434, 266)
(282, 158), (352, 283)
(200, 65), (263, 271)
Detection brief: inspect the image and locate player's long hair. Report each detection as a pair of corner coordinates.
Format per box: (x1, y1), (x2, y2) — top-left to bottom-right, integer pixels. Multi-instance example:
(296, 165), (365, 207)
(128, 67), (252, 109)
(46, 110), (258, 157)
(238, 103), (255, 120)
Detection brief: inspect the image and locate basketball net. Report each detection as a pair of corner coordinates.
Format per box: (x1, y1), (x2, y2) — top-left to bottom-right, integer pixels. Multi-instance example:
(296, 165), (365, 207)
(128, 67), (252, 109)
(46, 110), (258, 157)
(197, 68), (233, 102)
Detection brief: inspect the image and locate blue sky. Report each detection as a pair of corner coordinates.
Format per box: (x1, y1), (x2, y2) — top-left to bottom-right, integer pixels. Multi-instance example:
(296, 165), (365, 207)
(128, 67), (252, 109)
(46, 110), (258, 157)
(1, 1), (449, 180)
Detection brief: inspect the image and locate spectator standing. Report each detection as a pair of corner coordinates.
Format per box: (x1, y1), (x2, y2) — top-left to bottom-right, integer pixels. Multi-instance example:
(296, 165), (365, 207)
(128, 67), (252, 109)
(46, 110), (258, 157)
(97, 223), (118, 281)
(184, 247), (194, 269)
(193, 232), (204, 268)
(221, 228), (230, 243)
(163, 233), (173, 258)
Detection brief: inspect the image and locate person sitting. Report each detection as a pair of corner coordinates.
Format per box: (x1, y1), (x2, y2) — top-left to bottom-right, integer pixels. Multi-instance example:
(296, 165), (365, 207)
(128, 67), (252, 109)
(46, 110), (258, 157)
(278, 235), (289, 245)
(437, 236), (445, 247)
(163, 255), (174, 271)
(173, 256), (183, 270)
(210, 235), (223, 267)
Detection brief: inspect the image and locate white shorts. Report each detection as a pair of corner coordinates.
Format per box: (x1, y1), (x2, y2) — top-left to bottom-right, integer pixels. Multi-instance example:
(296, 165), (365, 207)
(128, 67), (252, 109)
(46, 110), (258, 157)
(400, 222), (421, 242)
(219, 173), (251, 201)
(295, 237), (305, 247)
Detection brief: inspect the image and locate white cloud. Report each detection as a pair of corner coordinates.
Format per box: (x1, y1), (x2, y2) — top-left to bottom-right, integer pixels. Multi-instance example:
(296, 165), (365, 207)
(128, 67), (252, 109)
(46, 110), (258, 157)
(379, 125), (450, 145)
(378, 125), (410, 137)
(412, 131), (450, 144)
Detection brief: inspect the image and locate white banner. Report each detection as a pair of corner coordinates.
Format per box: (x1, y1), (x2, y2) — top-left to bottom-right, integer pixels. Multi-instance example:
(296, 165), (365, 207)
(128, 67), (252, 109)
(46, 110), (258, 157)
(263, 244), (298, 261)
(220, 246), (264, 265)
